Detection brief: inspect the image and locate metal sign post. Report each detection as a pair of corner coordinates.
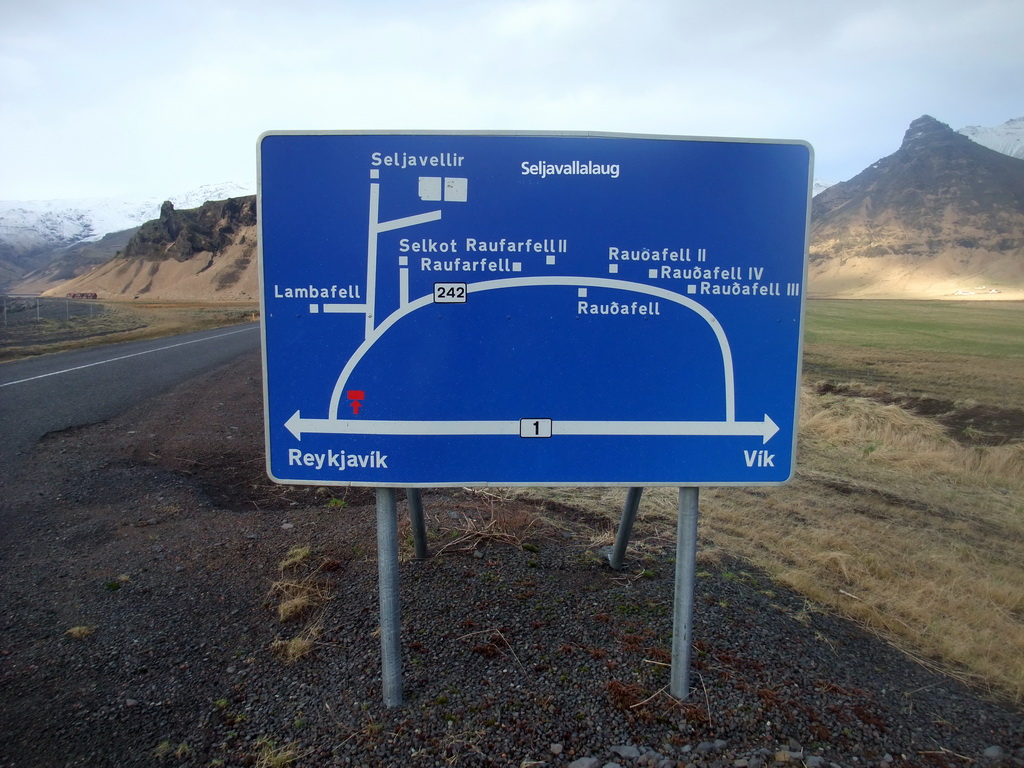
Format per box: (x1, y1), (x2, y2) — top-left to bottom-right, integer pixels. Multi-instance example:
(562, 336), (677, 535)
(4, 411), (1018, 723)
(406, 488), (429, 560)
(609, 487), (644, 570)
(375, 488), (403, 707)
(671, 487), (700, 698)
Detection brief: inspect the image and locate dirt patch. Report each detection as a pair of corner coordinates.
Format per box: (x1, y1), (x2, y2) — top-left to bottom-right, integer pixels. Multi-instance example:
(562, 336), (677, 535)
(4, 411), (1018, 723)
(815, 381), (1024, 445)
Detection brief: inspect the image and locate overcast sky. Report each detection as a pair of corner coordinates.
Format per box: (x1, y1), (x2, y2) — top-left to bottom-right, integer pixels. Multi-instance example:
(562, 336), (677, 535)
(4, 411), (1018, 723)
(1, 0), (1021, 201)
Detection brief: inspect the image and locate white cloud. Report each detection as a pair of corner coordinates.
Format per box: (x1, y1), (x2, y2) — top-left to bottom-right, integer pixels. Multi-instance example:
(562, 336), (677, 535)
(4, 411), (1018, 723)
(1, 0), (1021, 199)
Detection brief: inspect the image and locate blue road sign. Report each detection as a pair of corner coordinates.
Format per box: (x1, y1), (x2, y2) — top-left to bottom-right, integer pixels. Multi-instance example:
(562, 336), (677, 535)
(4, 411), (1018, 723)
(258, 131), (812, 486)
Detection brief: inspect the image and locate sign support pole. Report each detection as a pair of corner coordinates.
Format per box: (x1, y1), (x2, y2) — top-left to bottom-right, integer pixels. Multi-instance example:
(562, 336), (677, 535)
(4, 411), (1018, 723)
(375, 488), (403, 707)
(608, 486), (644, 570)
(670, 486), (699, 699)
(406, 489), (429, 559)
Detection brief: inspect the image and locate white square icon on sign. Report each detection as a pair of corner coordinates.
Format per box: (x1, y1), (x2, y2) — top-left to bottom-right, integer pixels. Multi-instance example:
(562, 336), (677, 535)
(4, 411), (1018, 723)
(444, 177), (468, 202)
(418, 177), (442, 201)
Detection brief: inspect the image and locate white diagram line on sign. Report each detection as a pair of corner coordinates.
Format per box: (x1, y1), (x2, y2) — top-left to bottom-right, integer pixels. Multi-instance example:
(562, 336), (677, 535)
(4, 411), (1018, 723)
(364, 179), (442, 339)
(321, 276), (737, 425)
(284, 414), (779, 443)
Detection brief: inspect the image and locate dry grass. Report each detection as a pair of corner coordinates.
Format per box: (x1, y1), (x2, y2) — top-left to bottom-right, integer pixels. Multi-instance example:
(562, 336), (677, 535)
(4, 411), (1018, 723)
(65, 625), (95, 639)
(270, 631), (318, 664)
(510, 301), (1024, 702)
(268, 578), (331, 623)
(278, 545), (312, 571)
(514, 386), (1024, 703)
(266, 545), (336, 664)
(431, 489), (551, 556)
(254, 737), (300, 767)
(605, 679), (648, 709)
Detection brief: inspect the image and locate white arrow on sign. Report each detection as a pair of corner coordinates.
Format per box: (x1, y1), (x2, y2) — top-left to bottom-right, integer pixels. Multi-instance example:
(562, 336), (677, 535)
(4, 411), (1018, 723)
(285, 412), (779, 443)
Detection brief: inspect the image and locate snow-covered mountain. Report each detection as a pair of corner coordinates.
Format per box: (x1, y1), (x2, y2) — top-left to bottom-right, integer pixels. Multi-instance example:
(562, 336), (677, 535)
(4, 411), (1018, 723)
(812, 180), (835, 197)
(0, 182), (254, 254)
(958, 117), (1024, 160)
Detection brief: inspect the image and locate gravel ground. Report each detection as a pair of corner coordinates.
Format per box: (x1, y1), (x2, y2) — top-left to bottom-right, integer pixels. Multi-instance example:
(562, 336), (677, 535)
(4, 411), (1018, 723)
(1, 350), (1022, 768)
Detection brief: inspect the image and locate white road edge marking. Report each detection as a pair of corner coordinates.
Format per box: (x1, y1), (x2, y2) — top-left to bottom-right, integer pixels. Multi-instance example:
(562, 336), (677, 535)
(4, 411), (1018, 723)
(0, 326), (257, 388)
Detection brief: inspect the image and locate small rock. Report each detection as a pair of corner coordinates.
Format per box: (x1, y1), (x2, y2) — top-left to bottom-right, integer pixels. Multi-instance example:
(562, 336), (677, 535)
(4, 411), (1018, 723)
(602, 763), (623, 768)
(611, 746), (640, 760)
(568, 759), (600, 768)
(983, 746), (1004, 759)
(733, 760), (749, 768)
(281, 522), (294, 531)
(124, 699), (138, 707)
(550, 744), (563, 755)
(714, 740), (729, 751)
(805, 757), (825, 768)
(775, 751), (793, 763)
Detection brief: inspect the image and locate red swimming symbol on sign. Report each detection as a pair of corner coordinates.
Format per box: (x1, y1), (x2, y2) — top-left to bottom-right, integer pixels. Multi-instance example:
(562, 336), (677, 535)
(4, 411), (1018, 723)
(347, 390), (365, 415)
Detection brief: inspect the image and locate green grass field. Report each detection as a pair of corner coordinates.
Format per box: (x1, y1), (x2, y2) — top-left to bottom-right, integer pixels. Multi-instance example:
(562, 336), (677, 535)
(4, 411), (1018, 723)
(804, 299), (1024, 358)
(802, 299), (1024, 407)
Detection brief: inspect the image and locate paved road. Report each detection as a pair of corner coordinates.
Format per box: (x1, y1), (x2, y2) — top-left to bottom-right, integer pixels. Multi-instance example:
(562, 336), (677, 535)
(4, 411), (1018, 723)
(0, 324), (261, 469)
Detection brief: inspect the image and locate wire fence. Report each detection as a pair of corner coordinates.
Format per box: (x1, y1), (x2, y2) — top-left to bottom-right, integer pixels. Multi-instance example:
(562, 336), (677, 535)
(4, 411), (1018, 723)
(1, 296), (105, 330)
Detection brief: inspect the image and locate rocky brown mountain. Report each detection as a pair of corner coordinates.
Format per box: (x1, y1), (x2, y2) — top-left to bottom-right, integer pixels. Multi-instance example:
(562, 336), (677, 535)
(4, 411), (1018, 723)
(809, 115), (1024, 298)
(45, 196), (258, 301)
